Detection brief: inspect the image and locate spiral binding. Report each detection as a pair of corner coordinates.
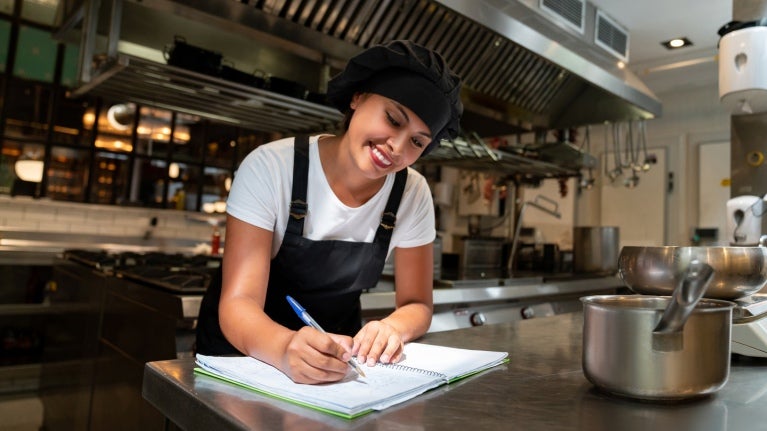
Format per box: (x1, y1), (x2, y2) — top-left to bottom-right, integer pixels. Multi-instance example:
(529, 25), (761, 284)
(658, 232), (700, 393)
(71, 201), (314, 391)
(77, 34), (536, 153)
(378, 363), (446, 379)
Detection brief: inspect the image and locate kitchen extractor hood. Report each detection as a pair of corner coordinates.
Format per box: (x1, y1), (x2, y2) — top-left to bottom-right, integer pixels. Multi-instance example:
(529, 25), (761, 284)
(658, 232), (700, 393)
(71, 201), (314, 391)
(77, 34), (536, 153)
(56, 0), (661, 138)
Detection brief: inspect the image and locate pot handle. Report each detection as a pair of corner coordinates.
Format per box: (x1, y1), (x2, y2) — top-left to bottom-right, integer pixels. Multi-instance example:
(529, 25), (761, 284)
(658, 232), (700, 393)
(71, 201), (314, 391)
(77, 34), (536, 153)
(652, 259), (714, 334)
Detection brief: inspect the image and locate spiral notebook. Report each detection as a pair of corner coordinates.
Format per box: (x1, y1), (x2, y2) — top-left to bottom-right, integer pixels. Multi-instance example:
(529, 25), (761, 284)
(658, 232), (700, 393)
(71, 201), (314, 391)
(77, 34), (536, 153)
(195, 342), (508, 419)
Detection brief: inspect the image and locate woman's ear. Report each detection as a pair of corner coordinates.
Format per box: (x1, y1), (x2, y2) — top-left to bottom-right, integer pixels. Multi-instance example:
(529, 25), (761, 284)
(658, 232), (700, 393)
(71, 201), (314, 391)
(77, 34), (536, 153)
(350, 92), (368, 110)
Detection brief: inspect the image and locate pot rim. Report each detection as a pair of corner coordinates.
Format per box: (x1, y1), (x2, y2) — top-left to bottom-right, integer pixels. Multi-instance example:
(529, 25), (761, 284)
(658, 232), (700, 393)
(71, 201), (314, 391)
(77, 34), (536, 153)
(620, 245), (767, 252)
(581, 294), (736, 312)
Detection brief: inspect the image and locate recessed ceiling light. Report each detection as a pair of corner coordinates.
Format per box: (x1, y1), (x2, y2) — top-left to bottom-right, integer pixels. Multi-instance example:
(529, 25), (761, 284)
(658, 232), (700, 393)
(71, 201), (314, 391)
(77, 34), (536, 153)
(661, 37), (693, 49)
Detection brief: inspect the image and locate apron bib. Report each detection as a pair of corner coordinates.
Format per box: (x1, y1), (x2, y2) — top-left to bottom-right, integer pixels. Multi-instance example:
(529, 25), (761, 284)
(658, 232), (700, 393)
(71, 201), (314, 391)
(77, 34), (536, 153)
(196, 135), (407, 355)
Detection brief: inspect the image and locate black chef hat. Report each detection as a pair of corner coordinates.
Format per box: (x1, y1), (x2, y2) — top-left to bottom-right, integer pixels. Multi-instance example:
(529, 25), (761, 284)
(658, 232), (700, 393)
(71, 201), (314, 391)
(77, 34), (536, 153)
(327, 40), (463, 154)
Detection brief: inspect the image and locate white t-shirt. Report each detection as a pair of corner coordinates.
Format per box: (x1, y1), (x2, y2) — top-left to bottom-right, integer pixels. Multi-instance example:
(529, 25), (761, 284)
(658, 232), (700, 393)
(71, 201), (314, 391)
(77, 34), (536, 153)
(226, 135), (436, 258)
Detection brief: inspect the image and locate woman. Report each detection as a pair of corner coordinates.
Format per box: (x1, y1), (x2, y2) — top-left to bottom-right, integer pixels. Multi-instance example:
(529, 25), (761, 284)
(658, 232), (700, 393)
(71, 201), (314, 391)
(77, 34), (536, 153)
(196, 40), (463, 384)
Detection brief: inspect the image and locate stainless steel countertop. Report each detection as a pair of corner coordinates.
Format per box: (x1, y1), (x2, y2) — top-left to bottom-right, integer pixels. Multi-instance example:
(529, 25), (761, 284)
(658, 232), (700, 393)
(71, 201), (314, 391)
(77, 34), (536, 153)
(167, 275), (623, 320)
(0, 230), (204, 265)
(142, 313), (767, 431)
(364, 276), (622, 310)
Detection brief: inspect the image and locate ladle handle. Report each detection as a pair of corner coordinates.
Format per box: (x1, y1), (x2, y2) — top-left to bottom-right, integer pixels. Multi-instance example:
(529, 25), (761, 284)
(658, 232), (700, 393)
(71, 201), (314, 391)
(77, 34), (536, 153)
(653, 259), (714, 334)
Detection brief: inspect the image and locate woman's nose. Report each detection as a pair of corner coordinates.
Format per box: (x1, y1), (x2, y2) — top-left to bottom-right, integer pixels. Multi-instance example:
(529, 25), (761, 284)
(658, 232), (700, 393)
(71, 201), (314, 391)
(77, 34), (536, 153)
(387, 135), (406, 156)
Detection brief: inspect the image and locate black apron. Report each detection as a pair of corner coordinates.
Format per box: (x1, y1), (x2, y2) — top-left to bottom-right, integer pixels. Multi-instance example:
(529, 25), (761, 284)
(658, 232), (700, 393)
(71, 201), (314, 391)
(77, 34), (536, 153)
(196, 135), (408, 355)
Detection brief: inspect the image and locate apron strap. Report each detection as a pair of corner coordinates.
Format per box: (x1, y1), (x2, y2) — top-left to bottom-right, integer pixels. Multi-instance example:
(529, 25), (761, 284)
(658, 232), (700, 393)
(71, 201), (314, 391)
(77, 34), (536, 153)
(288, 135), (408, 248)
(374, 168), (408, 245)
(286, 135), (310, 236)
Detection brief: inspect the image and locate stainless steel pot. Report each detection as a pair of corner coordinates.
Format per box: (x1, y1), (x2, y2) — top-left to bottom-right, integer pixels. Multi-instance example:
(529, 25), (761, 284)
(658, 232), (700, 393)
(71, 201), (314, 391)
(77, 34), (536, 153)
(573, 227), (619, 273)
(619, 246), (767, 299)
(581, 294), (734, 400)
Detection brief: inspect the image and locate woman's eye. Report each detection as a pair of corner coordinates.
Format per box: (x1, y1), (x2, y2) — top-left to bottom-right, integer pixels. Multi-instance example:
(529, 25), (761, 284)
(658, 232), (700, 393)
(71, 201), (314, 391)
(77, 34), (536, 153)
(411, 138), (424, 148)
(386, 112), (401, 127)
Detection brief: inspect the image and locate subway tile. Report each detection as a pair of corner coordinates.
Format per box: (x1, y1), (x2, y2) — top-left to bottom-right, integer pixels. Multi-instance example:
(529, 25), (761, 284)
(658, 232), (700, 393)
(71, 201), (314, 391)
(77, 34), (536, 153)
(97, 225), (128, 236)
(54, 207), (87, 222)
(2, 197), (215, 244)
(84, 207), (116, 222)
(69, 223), (95, 234)
(23, 208), (56, 221)
(39, 222), (72, 233)
(114, 214), (153, 227)
(0, 207), (24, 223)
(1, 219), (40, 230)
(163, 215), (189, 228)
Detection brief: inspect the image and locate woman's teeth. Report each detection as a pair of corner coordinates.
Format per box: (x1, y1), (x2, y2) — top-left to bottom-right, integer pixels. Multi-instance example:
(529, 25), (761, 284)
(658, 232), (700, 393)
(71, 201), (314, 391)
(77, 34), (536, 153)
(372, 146), (392, 167)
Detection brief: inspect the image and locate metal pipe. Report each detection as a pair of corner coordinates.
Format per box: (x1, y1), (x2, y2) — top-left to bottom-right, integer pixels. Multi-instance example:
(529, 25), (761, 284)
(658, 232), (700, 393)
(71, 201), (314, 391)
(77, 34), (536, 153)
(78, 0), (101, 84)
(107, 0), (123, 58)
(507, 195), (561, 276)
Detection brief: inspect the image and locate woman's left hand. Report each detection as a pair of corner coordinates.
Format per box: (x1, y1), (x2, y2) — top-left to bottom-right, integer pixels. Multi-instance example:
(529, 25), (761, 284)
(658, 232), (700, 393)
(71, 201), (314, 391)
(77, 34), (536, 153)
(352, 320), (404, 367)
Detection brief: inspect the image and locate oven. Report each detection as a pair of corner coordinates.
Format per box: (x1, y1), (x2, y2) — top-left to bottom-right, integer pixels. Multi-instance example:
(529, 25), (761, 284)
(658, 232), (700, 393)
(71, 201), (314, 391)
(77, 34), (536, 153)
(364, 274), (625, 333)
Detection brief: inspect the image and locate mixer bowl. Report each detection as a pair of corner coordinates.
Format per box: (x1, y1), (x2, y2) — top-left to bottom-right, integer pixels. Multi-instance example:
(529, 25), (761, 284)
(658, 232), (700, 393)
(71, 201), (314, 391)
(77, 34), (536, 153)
(618, 246), (767, 300)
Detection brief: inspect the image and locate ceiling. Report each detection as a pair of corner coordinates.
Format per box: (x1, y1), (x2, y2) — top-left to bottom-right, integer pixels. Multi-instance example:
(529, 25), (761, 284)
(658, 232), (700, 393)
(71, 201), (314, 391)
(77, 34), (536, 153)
(589, 0), (732, 95)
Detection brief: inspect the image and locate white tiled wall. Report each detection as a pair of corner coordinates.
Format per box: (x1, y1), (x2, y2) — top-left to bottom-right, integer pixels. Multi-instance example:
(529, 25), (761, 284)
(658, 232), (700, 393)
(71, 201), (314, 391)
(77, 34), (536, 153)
(0, 195), (222, 243)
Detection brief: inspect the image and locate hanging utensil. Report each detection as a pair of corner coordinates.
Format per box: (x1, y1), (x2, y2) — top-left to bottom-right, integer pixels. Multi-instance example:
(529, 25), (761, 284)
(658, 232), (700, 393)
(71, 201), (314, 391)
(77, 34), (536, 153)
(639, 119), (652, 171)
(461, 172), (481, 204)
(608, 123), (623, 182)
(621, 121), (632, 170)
(621, 120), (641, 188)
(579, 125), (595, 190)
(624, 172), (640, 188)
(628, 121), (643, 173)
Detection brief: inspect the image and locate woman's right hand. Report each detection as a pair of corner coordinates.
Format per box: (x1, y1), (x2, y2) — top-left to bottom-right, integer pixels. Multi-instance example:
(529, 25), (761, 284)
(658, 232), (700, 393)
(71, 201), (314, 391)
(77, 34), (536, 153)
(281, 327), (354, 384)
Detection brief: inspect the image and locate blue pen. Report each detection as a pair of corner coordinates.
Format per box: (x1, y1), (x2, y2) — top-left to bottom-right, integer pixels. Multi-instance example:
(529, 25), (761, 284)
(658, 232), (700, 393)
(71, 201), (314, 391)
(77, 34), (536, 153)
(286, 295), (366, 378)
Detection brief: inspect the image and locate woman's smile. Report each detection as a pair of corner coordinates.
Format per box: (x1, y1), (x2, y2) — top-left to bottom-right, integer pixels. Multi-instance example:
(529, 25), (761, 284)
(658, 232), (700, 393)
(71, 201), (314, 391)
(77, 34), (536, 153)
(370, 144), (393, 168)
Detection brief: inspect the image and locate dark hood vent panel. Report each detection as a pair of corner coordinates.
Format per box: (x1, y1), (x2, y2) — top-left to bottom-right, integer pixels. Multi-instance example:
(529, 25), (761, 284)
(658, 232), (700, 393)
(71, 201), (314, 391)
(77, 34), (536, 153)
(239, 0), (572, 121)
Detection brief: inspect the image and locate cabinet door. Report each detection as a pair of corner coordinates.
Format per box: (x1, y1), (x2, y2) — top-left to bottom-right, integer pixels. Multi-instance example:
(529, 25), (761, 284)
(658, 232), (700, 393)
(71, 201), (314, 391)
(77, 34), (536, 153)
(40, 263), (105, 431)
(698, 141), (730, 244)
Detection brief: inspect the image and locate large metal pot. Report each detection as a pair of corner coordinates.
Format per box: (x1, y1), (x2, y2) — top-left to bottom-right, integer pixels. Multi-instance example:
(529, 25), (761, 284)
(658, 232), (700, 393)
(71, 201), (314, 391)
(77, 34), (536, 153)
(582, 294), (734, 400)
(573, 227), (619, 273)
(619, 246), (767, 299)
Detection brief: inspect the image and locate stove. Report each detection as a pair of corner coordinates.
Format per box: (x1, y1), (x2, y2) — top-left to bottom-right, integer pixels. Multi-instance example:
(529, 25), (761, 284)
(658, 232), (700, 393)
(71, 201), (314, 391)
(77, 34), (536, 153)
(116, 266), (215, 293)
(63, 249), (221, 294)
(63, 249), (122, 271)
(732, 294), (767, 357)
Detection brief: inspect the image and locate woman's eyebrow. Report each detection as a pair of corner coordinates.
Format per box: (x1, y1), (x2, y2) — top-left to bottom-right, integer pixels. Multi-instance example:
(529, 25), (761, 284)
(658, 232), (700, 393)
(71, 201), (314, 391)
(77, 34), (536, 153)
(393, 103), (432, 139)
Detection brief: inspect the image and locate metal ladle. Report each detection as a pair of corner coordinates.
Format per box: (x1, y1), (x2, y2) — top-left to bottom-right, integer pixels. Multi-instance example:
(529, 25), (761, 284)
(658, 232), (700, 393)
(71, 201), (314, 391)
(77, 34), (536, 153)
(579, 125), (595, 190)
(624, 173), (640, 188)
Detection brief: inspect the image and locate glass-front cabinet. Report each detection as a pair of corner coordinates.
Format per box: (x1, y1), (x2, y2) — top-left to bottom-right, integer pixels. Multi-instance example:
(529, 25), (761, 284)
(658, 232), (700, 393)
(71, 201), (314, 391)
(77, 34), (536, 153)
(0, 80), (273, 210)
(0, 1), (292, 212)
(0, 83), (276, 209)
(52, 99), (266, 210)
(46, 146), (89, 201)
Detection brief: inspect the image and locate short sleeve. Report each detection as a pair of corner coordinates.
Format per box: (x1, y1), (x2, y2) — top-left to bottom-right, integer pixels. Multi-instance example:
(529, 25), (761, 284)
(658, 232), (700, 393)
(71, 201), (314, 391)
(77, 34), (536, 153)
(226, 138), (293, 233)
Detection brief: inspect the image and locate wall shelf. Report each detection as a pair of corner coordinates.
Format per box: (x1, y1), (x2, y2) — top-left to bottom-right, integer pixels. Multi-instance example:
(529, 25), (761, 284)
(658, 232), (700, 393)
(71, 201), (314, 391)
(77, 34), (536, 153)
(70, 54), (343, 134)
(421, 135), (581, 179)
(70, 55), (584, 180)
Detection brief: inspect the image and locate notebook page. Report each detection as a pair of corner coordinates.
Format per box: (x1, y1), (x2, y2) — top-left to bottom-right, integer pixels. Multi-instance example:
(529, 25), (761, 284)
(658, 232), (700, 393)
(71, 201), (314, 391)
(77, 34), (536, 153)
(394, 343), (509, 381)
(196, 354), (442, 415)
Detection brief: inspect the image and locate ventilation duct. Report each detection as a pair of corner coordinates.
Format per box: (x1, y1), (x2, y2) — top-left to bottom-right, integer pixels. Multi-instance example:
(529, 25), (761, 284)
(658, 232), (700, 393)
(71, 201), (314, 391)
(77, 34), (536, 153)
(540, 0), (586, 34)
(595, 9), (630, 62)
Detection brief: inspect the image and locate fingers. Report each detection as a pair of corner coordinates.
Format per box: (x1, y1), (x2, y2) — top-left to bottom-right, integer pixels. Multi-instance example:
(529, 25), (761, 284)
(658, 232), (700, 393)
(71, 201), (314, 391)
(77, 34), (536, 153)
(328, 333), (354, 356)
(353, 321), (403, 367)
(283, 327), (352, 384)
